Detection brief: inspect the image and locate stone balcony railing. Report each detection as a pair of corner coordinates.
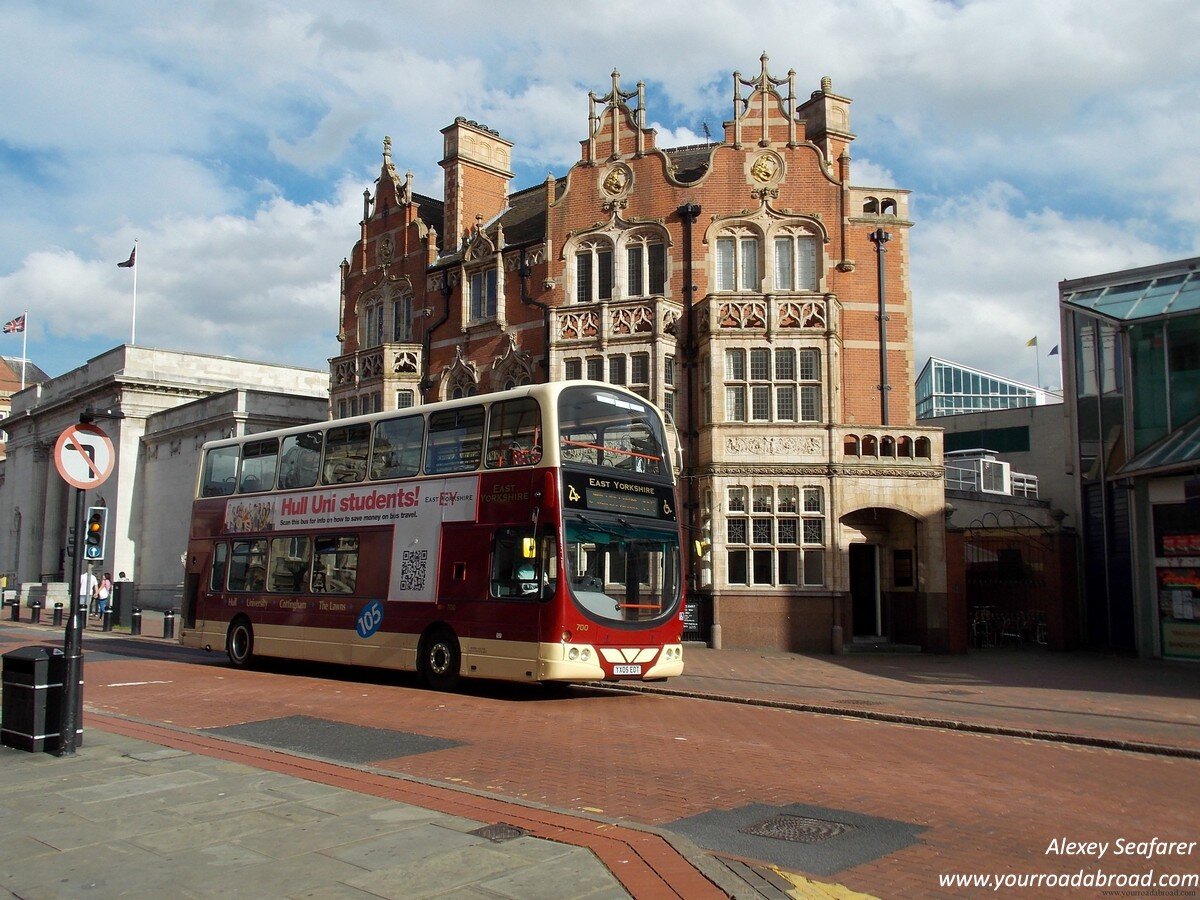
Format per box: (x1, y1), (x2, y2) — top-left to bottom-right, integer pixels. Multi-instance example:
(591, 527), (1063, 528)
(550, 296), (683, 348)
(330, 342), (423, 388)
(697, 292), (841, 338)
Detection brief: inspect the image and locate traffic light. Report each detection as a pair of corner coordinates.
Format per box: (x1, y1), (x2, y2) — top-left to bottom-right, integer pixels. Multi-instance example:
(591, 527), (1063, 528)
(84, 507), (108, 561)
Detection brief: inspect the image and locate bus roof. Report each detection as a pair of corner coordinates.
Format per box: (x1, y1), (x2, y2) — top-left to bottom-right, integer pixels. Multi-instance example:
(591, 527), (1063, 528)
(199, 381), (662, 452)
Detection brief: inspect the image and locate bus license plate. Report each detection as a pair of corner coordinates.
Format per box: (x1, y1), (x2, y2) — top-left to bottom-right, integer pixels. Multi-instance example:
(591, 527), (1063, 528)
(612, 664), (642, 676)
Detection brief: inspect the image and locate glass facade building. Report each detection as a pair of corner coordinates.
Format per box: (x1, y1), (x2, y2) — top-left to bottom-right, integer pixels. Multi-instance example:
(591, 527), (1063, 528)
(915, 357), (1054, 420)
(1061, 257), (1200, 659)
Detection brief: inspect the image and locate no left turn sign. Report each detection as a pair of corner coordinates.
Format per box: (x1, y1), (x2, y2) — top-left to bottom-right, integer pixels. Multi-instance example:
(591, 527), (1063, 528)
(54, 423), (115, 489)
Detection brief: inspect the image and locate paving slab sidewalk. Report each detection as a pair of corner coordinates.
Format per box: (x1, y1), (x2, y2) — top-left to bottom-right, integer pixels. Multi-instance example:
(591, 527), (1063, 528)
(639, 645), (1200, 755)
(0, 726), (638, 900)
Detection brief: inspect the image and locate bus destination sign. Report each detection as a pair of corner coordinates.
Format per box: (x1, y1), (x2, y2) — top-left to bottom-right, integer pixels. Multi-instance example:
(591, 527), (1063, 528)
(562, 472), (675, 521)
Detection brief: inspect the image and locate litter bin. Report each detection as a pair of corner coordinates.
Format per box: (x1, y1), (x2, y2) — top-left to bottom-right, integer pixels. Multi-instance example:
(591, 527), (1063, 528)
(114, 581), (132, 629)
(0, 646), (83, 754)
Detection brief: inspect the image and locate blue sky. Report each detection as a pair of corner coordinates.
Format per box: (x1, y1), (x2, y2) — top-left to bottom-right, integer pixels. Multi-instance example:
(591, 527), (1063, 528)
(2, 0), (1198, 390)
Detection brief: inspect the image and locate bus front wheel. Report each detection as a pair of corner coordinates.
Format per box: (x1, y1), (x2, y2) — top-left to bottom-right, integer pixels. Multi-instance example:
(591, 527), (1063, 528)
(227, 618), (255, 668)
(421, 628), (461, 691)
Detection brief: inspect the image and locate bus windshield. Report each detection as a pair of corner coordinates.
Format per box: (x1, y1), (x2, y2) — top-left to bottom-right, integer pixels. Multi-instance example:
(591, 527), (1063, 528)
(558, 387), (668, 477)
(564, 516), (680, 624)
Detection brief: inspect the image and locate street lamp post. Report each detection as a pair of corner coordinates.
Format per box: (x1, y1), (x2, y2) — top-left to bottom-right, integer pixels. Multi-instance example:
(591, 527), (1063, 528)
(868, 228), (891, 425)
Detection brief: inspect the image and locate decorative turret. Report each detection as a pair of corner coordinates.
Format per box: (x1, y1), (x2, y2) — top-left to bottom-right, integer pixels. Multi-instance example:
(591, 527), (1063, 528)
(439, 118), (514, 251)
(796, 74), (856, 163)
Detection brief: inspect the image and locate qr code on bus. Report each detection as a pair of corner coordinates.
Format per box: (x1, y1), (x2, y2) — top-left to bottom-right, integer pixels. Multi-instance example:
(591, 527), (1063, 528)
(399, 549), (428, 592)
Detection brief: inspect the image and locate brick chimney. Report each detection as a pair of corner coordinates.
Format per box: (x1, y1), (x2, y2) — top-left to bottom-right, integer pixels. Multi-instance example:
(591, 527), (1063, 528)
(439, 117), (514, 251)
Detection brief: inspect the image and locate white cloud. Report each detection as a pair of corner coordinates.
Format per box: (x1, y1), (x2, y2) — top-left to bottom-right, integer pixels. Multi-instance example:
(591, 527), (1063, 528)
(911, 182), (1166, 386)
(1, 0), (1197, 384)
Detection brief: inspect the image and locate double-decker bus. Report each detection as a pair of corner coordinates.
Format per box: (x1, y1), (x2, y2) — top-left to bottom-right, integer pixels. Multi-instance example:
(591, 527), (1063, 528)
(180, 382), (684, 689)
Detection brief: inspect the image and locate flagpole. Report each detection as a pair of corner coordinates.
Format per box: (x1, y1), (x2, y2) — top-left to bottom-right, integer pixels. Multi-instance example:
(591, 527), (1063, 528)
(20, 309), (27, 390)
(131, 239), (138, 345)
(1035, 342), (1041, 390)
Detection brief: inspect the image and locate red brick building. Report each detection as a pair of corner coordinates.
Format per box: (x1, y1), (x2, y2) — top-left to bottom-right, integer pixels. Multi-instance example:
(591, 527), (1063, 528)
(331, 55), (947, 652)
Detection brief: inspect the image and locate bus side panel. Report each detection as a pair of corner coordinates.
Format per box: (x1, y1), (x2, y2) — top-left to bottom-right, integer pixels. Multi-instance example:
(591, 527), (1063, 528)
(302, 525), (391, 667)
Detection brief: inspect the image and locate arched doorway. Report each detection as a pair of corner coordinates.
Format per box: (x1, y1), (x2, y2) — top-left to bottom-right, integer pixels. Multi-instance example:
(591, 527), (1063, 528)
(840, 506), (925, 645)
(849, 543), (880, 637)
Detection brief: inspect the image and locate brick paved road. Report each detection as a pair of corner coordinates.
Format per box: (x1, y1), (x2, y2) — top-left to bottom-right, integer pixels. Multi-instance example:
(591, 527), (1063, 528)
(77, 653), (1200, 897)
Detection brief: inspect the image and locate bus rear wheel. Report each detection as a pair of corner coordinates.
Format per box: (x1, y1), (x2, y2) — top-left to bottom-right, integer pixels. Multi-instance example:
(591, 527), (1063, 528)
(421, 628), (461, 691)
(227, 618), (255, 668)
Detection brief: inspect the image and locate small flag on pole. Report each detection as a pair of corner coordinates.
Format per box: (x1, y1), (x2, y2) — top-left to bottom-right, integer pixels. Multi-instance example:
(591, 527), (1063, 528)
(3, 314), (26, 334)
(117, 247), (136, 268)
(1025, 336), (1038, 348)
(1048, 345), (1060, 356)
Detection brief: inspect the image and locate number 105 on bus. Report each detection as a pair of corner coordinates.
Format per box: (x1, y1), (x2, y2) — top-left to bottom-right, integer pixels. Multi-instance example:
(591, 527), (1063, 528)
(180, 382), (685, 690)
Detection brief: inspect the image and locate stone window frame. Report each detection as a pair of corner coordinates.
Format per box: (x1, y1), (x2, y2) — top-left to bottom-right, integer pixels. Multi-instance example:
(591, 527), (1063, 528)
(392, 293), (415, 342)
(624, 231), (668, 298)
(770, 225), (821, 293)
(573, 237), (614, 304)
(358, 294), (385, 349)
(722, 345), (821, 423)
(724, 483), (825, 587)
(467, 264), (500, 324)
(714, 225), (762, 293)
(567, 223), (671, 304)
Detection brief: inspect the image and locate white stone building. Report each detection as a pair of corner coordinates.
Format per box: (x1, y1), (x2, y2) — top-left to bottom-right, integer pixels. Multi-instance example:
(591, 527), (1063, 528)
(0, 346), (328, 612)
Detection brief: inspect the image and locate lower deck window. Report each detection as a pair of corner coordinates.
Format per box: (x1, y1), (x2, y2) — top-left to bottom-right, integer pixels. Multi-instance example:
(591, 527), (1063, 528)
(215, 534), (359, 594)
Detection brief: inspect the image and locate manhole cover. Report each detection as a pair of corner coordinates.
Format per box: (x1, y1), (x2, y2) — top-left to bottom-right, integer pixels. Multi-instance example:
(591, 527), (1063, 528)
(740, 814), (853, 844)
(471, 823), (528, 843)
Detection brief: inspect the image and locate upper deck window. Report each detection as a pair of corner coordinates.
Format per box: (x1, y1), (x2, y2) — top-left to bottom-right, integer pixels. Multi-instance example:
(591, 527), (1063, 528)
(322, 424), (370, 485)
(426, 406), (485, 474)
(238, 438), (278, 493)
(279, 431), (322, 490)
(370, 416), (424, 480)
(486, 397), (543, 468)
(201, 446), (240, 497)
(558, 387), (667, 477)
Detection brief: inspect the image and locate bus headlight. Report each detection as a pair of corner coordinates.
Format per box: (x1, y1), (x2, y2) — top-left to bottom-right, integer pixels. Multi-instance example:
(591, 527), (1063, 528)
(568, 647), (580, 661)
(580, 648), (591, 662)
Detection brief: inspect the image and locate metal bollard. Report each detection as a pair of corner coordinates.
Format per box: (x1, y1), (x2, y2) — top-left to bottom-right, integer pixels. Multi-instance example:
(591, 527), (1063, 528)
(30, 601), (42, 625)
(131, 608), (142, 636)
(101, 609), (113, 632)
(9, 599), (19, 622)
(163, 610), (175, 640)
(53, 602), (64, 627)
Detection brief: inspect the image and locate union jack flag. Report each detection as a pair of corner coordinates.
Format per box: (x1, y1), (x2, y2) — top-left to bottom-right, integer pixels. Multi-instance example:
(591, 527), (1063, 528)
(3, 314), (25, 334)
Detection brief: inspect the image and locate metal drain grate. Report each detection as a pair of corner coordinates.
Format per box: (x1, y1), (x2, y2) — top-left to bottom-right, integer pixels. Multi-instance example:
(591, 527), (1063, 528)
(471, 823), (529, 843)
(740, 814), (853, 844)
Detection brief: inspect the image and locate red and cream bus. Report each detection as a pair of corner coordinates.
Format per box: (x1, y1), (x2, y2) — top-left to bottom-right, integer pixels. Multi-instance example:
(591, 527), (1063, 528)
(180, 382), (684, 689)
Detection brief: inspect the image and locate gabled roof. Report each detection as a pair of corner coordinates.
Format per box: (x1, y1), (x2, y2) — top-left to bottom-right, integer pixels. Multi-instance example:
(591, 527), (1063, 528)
(411, 192), (444, 232)
(0, 356), (49, 393)
(497, 179), (561, 246)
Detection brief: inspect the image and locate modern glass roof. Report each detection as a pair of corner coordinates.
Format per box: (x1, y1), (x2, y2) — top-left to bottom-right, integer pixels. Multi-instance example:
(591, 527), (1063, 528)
(1119, 412), (1200, 477)
(1063, 270), (1200, 322)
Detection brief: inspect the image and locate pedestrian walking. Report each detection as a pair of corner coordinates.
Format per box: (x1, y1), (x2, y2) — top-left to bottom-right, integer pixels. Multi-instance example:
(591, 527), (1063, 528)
(97, 572), (113, 615)
(80, 566), (98, 617)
